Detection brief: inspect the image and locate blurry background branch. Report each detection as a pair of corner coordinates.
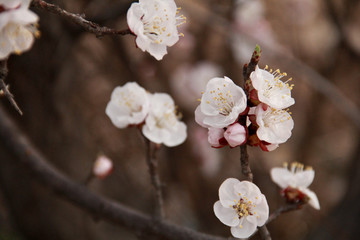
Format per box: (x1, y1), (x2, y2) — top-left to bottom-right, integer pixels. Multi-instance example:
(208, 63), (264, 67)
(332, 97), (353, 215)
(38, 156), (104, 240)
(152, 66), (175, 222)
(0, 104), (227, 240)
(31, 0), (133, 38)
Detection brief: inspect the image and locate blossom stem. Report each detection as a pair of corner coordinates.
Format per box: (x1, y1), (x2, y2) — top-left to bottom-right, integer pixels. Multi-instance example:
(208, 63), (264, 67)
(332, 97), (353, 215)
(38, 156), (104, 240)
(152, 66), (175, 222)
(31, 0), (134, 38)
(0, 60), (23, 115)
(240, 144), (253, 182)
(267, 203), (303, 224)
(144, 137), (165, 218)
(241, 45), (272, 240)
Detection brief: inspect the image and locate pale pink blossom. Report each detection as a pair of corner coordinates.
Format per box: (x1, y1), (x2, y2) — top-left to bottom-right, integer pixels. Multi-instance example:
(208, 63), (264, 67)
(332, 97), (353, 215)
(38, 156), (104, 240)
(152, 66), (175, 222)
(127, 0), (185, 60)
(255, 103), (294, 144)
(271, 162), (320, 210)
(250, 65), (295, 110)
(142, 93), (187, 147)
(0, 0), (39, 59)
(105, 82), (150, 128)
(195, 77), (247, 128)
(214, 178), (269, 238)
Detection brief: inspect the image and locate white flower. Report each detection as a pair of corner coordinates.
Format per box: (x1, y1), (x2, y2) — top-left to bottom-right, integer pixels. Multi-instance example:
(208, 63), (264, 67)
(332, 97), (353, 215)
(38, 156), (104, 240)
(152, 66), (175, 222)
(250, 65), (295, 109)
(127, 0), (186, 60)
(142, 93), (187, 147)
(255, 103), (294, 144)
(93, 155), (113, 179)
(0, 0), (39, 59)
(106, 82), (150, 128)
(271, 162), (320, 210)
(214, 178), (269, 239)
(195, 77), (247, 128)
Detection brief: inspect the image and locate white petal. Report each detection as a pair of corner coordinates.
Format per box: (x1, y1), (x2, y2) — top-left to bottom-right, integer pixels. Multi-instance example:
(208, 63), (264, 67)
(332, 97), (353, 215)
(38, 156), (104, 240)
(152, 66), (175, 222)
(219, 178), (241, 207)
(270, 168), (292, 189)
(194, 105), (210, 128)
(233, 180), (262, 199)
(162, 122), (187, 147)
(300, 188), (320, 210)
(252, 194), (269, 226)
(126, 3), (143, 32)
(147, 42), (168, 60)
(230, 219), (257, 239)
(294, 170), (315, 188)
(213, 201), (239, 227)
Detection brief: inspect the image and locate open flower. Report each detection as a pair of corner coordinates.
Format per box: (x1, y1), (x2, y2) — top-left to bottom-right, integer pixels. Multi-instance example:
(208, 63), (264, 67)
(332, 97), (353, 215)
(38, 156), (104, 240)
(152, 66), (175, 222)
(214, 178), (269, 239)
(255, 103), (294, 144)
(195, 77), (247, 128)
(271, 162), (320, 210)
(127, 0), (186, 60)
(0, 0), (39, 59)
(142, 93), (187, 147)
(105, 82), (150, 128)
(250, 65), (295, 109)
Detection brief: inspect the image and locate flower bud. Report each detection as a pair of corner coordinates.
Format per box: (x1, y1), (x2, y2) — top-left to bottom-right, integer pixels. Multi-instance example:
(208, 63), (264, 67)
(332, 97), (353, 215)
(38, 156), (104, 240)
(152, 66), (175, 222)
(224, 123), (246, 147)
(93, 155), (113, 179)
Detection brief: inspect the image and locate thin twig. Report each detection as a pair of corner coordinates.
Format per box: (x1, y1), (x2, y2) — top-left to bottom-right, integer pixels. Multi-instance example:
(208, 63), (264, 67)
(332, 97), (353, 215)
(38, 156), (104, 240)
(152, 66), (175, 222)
(144, 137), (165, 218)
(31, 0), (134, 38)
(0, 60), (23, 115)
(241, 46), (271, 240)
(0, 104), (226, 240)
(266, 203), (303, 224)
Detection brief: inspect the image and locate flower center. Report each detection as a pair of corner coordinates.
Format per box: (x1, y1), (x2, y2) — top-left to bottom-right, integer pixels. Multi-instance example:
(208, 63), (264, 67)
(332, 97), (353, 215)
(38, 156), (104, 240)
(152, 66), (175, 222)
(206, 85), (235, 116)
(233, 198), (253, 219)
(118, 91), (142, 113)
(141, 4), (186, 44)
(263, 66), (294, 99)
(262, 108), (292, 127)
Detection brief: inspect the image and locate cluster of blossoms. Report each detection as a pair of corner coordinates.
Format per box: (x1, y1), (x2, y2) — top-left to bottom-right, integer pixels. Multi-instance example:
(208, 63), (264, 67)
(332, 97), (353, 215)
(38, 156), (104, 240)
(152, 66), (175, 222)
(127, 0), (186, 60)
(271, 162), (320, 210)
(195, 65), (295, 151)
(106, 82), (187, 147)
(0, 0), (39, 60)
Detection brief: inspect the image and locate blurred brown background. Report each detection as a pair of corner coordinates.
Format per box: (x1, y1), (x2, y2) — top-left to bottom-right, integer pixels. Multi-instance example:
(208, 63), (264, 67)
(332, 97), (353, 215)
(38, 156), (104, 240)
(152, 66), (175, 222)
(0, 0), (359, 239)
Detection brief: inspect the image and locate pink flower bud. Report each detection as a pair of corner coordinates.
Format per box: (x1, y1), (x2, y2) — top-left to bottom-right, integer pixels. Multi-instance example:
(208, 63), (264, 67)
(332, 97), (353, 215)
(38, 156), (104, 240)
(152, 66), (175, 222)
(208, 127), (226, 148)
(93, 155), (113, 179)
(224, 123), (246, 147)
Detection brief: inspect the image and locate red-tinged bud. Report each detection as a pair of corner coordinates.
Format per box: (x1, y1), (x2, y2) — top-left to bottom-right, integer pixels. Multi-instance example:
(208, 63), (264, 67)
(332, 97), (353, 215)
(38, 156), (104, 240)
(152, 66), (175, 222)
(93, 155), (114, 179)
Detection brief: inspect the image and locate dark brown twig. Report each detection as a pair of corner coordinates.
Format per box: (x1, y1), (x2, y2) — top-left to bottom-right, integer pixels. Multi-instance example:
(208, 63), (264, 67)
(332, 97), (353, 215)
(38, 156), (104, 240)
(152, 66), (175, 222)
(0, 60), (23, 115)
(241, 45), (271, 240)
(31, 0), (134, 38)
(239, 45), (261, 182)
(0, 104), (227, 240)
(144, 137), (165, 218)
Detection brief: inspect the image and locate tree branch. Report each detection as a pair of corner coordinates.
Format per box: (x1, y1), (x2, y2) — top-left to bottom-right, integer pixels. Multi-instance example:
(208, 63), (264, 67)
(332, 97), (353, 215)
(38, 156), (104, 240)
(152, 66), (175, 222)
(0, 60), (23, 115)
(266, 203), (303, 224)
(31, 0), (134, 38)
(0, 104), (226, 240)
(144, 138), (165, 218)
